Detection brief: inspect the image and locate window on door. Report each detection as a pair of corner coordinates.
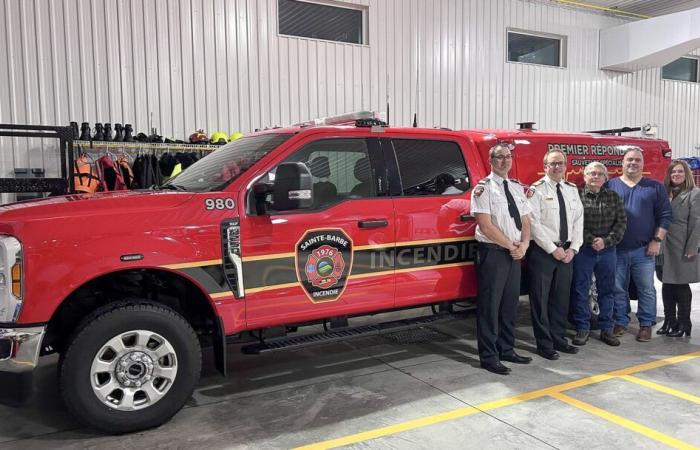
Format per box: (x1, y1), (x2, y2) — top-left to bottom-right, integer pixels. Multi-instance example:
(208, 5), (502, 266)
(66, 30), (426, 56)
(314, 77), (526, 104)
(268, 138), (379, 209)
(391, 139), (470, 196)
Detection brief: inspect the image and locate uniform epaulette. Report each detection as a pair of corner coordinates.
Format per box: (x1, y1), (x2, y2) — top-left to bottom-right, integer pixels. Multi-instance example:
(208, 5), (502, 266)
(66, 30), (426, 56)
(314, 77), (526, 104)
(477, 178), (490, 185)
(564, 180), (577, 188)
(509, 178), (525, 186)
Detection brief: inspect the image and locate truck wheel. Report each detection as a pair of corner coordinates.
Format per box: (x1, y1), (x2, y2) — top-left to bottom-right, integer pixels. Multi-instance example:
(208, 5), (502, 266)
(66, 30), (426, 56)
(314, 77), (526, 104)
(59, 302), (201, 434)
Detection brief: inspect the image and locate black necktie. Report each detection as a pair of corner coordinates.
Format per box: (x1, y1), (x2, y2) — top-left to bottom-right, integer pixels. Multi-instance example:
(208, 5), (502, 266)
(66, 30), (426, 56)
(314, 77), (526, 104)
(556, 183), (568, 243)
(503, 180), (522, 231)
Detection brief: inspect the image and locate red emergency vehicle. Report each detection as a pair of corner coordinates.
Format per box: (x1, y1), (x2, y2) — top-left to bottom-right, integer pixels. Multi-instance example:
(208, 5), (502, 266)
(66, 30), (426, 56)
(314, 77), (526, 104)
(0, 112), (670, 433)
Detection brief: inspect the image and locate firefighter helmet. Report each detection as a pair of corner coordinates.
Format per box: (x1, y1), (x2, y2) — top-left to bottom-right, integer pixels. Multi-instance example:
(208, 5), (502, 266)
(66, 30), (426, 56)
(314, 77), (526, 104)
(189, 129), (209, 144)
(210, 131), (229, 145)
(229, 131), (244, 141)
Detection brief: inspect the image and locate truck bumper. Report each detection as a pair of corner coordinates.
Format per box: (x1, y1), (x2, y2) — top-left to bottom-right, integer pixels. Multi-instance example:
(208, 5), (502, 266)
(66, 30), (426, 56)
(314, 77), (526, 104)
(0, 325), (45, 405)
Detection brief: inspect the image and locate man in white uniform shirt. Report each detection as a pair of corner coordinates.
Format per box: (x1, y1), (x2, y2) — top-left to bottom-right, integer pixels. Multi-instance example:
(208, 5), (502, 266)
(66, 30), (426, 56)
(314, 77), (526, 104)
(527, 149), (584, 360)
(471, 143), (532, 375)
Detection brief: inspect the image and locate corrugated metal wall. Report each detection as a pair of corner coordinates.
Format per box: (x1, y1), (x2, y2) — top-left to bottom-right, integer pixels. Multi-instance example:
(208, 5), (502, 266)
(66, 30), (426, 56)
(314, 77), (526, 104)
(1, 0), (698, 181)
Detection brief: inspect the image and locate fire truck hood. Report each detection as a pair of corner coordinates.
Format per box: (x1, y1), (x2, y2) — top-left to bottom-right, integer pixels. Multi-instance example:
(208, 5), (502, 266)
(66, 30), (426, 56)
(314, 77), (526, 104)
(0, 190), (194, 223)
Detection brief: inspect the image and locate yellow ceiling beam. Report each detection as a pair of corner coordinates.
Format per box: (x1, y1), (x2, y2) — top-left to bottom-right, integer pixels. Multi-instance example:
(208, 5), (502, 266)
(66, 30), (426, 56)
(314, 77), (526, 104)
(553, 0), (652, 19)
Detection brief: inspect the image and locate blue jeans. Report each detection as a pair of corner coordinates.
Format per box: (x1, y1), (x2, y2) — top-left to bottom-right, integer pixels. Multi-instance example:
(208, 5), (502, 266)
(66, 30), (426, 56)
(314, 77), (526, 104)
(613, 246), (657, 327)
(571, 246), (616, 332)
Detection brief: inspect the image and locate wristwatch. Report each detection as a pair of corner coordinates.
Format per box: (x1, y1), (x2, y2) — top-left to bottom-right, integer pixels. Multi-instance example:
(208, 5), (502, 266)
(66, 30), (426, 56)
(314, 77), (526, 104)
(652, 236), (663, 243)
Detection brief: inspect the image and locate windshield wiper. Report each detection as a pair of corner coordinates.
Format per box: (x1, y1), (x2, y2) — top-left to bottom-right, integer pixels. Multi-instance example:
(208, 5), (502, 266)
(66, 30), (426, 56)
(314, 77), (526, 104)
(160, 183), (187, 191)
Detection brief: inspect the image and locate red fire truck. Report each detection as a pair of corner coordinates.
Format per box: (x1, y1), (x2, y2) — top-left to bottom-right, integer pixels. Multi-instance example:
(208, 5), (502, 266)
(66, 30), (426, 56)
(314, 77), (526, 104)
(0, 112), (671, 433)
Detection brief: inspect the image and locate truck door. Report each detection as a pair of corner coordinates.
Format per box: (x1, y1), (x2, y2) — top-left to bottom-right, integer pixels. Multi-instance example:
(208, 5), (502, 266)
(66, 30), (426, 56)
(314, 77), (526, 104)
(384, 136), (479, 308)
(241, 136), (395, 329)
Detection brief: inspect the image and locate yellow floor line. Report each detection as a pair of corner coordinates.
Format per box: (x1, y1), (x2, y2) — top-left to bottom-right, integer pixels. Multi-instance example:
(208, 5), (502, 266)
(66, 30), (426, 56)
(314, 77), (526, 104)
(293, 351), (700, 450)
(550, 392), (699, 450)
(620, 375), (700, 405)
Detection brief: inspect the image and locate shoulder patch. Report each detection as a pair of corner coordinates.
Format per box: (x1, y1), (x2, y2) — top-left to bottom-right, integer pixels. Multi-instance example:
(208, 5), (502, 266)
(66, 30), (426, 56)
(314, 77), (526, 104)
(473, 185), (485, 197)
(526, 186), (537, 199)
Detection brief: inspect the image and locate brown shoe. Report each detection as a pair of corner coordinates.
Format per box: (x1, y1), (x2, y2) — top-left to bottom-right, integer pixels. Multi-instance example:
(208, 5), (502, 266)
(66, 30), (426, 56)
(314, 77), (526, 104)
(613, 325), (626, 337)
(636, 326), (652, 342)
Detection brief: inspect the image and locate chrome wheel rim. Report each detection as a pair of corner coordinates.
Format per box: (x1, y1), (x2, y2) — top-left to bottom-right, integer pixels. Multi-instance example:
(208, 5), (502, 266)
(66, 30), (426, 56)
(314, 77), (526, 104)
(90, 330), (178, 411)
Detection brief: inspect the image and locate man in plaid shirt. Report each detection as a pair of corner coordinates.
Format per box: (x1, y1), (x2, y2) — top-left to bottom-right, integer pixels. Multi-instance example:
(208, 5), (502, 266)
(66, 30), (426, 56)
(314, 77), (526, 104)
(571, 161), (627, 346)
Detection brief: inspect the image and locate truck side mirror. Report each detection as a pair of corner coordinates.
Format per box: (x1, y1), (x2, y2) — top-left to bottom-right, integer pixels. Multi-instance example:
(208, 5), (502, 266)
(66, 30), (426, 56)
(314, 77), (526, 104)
(271, 162), (313, 211)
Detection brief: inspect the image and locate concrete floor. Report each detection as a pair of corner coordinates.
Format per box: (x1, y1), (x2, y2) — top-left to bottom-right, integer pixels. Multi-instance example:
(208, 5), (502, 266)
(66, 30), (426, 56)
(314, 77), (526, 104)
(1, 282), (700, 449)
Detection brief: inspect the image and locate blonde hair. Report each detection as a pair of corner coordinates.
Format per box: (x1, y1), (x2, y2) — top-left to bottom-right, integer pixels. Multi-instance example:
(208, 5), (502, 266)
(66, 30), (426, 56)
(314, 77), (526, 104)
(664, 160), (696, 194)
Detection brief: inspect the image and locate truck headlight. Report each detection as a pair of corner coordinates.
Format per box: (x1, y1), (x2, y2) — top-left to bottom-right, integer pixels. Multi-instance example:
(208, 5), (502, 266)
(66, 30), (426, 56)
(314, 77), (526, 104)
(0, 236), (23, 322)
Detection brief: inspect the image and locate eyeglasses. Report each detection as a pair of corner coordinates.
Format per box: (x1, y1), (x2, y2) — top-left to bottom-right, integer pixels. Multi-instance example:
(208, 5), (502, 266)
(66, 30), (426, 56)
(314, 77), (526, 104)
(492, 155), (512, 161)
(586, 171), (606, 177)
(546, 162), (565, 168)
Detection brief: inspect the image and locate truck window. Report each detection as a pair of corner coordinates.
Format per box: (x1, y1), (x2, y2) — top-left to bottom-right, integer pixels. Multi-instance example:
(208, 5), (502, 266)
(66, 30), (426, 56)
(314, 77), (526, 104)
(270, 138), (378, 208)
(161, 133), (293, 192)
(391, 139), (469, 196)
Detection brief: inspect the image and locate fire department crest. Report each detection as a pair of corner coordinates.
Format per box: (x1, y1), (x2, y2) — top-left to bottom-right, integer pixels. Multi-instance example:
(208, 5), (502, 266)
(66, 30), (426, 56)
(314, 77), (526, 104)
(296, 229), (353, 303)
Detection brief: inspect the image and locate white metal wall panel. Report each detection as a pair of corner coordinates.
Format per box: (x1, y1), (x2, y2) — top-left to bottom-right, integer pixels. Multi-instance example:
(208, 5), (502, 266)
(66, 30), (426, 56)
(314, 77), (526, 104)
(0, 0), (699, 184)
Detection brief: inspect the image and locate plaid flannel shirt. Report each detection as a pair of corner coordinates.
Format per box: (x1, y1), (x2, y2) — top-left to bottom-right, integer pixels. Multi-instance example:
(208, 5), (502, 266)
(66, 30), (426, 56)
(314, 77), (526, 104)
(579, 186), (627, 248)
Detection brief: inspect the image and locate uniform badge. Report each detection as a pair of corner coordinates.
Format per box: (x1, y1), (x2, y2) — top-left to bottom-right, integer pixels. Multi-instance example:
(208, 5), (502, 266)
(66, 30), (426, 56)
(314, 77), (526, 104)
(527, 179), (545, 199)
(473, 185), (485, 197)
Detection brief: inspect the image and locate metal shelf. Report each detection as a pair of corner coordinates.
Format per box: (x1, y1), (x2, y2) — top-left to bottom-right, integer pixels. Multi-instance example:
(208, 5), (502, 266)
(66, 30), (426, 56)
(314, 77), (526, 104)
(74, 140), (221, 152)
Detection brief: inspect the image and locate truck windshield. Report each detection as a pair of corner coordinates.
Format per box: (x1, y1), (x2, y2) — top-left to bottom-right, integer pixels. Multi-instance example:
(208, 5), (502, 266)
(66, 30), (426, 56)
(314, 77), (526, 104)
(161, 133), (293, 192)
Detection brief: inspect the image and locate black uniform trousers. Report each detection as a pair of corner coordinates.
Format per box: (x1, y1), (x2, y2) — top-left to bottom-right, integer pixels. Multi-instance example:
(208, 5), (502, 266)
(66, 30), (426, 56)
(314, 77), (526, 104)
(476, 243), (521, 365)
(527, 244), (572, 351)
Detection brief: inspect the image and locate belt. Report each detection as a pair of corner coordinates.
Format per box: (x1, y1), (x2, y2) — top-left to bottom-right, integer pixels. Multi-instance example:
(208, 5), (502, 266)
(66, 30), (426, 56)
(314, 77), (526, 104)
(478, 242), (509, 251)
(554, 241), (571, 250)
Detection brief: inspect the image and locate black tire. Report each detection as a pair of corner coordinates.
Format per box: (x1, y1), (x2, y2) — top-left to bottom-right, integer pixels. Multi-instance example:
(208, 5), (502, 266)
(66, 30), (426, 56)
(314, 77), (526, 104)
(59, 301), (201, 434)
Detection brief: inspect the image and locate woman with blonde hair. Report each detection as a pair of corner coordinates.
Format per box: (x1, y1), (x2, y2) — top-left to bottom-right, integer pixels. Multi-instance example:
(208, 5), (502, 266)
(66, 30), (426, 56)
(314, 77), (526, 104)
(657, 160), (700, 337)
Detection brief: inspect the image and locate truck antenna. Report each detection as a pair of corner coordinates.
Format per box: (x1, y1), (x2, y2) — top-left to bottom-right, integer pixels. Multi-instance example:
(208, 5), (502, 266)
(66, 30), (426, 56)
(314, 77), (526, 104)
(413, 113), (418, 127)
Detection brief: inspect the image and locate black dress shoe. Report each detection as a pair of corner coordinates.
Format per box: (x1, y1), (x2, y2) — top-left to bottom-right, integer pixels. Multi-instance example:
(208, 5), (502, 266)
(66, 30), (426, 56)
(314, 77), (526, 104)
(500, 353), (532, 364)
(537, 349), (560, 360)
(481, 362), (511, 375)
(555, 344), (579, 354)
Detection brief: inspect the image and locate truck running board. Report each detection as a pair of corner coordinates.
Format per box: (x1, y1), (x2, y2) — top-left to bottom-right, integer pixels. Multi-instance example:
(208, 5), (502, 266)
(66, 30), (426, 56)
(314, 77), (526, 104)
(240, 310), (470, 354)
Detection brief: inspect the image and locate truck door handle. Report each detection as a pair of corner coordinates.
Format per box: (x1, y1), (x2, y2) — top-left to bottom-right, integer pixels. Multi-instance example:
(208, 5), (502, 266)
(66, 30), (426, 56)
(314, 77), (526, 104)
(460, 214), (475, 222)
(358, 219), (388, 229)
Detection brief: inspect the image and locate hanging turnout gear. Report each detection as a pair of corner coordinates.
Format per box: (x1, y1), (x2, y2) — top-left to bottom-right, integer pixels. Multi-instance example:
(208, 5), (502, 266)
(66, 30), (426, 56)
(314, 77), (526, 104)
(96, 155), (128, 191)
(73, 155), (100, 194)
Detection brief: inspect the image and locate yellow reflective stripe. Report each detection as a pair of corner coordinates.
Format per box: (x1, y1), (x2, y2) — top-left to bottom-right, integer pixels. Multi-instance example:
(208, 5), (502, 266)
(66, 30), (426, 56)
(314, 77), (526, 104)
(294, 351), (700, 449)
(620, 375), (700, 405)
(160, 259), (223, 270)
(295, 406), (481, 450)
(550, 392), (698, 450)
